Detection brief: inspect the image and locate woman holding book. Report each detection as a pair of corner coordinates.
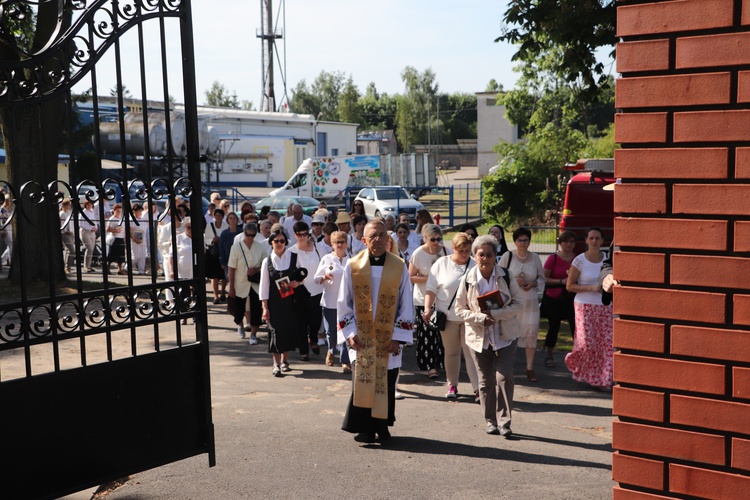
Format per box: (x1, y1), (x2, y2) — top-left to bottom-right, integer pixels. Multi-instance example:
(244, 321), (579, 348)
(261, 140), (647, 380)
(564, 227), (614, 391)
(259, 226), (304, 377)
(455, 235), (522, 437)
(498, 227), (546, 382)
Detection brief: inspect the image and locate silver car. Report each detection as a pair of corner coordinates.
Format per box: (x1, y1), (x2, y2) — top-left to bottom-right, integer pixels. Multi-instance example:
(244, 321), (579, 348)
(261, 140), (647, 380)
(354, 186), (424, 222)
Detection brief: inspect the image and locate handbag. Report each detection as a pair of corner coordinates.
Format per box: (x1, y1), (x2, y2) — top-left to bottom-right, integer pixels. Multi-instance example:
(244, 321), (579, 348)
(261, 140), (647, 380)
(539, 254), (573, 318)
(239, 243), (261, 283)
(430, 310), (448, 331)
(207, 223), (219, 256)
(429, 262), (470, 331)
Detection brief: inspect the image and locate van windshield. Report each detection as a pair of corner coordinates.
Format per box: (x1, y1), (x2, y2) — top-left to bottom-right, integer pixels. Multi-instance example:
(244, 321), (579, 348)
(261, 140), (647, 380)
(289, 174), (307, 189)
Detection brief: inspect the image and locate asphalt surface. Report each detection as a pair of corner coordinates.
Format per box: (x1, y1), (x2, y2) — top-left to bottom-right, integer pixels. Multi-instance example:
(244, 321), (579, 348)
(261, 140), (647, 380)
(95, 299), (613, 500)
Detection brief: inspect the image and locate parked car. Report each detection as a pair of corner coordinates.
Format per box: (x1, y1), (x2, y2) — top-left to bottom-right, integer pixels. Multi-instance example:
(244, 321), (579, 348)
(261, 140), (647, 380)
(354, 186), (424, 222)
(255, 195), (320, 217)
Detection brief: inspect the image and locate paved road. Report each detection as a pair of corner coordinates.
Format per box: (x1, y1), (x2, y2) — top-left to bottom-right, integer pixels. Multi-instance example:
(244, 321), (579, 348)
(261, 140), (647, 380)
(98, 301), (613, 500)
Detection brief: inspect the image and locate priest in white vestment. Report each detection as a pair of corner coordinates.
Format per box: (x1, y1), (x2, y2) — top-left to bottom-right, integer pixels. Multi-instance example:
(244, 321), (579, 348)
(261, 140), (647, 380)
(338, 220), (413, 443)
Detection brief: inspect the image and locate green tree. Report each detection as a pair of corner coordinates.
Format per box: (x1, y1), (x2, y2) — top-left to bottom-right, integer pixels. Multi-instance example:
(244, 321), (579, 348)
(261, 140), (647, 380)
(482, 1), (617, 226)
(289, 71), (352, 121)
(337, 77), (362, 124)
(204, 81), (240, 108)
(498, 0), (616, 105)
(437, 93), (477, 145)
(289, 79), (320, 116)
(395, 66), (438, 150)
(359, 83), (397, 131)
(486, 79), (504, 92)
(483, 124), (588, 226)
(311, 71), (346, 121)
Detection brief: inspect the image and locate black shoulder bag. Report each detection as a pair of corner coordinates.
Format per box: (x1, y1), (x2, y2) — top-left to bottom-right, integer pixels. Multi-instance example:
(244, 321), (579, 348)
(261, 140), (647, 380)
(430, 262), (469, 331)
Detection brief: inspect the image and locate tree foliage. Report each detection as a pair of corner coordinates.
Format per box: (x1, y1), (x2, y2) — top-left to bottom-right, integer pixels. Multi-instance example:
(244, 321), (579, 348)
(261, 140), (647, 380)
(288, 69), (478, 153)
(395, 66), (438, 150)
(204, 81), (240, 108)
(482, 0), (617, 227)
(497, 0), (616, 104)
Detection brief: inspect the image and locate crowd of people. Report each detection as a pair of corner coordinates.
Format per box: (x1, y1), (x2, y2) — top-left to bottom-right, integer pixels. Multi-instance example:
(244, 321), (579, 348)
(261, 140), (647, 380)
(53, 190), (614, 444)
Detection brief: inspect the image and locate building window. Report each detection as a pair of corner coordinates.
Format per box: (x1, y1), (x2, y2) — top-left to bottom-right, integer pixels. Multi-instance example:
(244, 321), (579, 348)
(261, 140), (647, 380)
(331, 148), (338, 156)
(486, 98), (496, 106)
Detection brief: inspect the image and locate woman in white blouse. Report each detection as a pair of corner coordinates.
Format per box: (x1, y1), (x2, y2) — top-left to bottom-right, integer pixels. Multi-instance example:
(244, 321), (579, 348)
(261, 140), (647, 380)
(314, 230), (350, 370)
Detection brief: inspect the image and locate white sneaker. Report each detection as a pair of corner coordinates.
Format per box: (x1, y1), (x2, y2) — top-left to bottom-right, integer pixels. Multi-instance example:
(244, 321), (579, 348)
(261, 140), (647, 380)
(243, 323), (252, 332)
(237, 326), (245, 339)
(317, 338), (326, 346)
(248, 335), (259, 345)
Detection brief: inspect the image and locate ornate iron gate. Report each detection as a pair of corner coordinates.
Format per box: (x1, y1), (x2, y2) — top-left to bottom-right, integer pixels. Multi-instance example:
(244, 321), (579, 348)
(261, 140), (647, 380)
(0, 1), (215, 498)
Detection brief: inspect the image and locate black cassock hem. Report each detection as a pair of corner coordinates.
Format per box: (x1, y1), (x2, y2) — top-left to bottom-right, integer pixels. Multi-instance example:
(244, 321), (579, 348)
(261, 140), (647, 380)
(341, 367), (399, 434)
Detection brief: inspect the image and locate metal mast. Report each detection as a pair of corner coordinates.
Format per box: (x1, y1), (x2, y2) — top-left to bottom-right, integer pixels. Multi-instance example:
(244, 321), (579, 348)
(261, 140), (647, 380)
(257, 0), (289, 112)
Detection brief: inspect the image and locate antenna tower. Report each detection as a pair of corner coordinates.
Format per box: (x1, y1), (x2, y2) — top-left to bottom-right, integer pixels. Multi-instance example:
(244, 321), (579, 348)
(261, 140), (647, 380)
(257, 0), (289, 112)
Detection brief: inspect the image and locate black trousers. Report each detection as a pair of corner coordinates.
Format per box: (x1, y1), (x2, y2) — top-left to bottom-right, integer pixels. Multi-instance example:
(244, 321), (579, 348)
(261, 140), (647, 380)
(544, 296), (576, 349)
(230, 288), (262, 327)
(294, 286), (322, 355)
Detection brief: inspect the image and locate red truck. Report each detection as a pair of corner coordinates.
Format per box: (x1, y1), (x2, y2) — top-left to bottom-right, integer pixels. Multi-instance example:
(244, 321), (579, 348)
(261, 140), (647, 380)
(559, 158), (615, 253)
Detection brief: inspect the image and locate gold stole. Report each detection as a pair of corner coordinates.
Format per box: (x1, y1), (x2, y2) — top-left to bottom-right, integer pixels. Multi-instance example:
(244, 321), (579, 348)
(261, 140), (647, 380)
(350, 250), (402, 419)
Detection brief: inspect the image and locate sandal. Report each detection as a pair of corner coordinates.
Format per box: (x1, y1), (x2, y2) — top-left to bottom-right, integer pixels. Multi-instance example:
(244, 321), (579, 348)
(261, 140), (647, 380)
(526, 369), (538, 382)
(272, 365), (281, 377)
(545, 357), (555, 368)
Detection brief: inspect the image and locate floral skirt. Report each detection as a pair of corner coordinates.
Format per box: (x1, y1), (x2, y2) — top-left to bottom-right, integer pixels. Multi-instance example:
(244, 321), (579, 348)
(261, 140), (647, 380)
(565, 302), (614, 387)
(415, 305), (444, 371)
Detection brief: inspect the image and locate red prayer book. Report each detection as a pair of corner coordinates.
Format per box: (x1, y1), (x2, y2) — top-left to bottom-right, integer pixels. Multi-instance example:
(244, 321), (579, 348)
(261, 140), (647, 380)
(477, 289), (503, 311)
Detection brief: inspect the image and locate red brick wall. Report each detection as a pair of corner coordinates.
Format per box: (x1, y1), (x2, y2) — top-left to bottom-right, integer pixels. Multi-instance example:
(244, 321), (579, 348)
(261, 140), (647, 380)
(614, 0), (750, 498)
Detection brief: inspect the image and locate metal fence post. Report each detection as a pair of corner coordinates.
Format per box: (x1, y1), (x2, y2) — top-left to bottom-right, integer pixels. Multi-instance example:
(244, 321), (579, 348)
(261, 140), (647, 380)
(448, 185), (454, 228)
(465, 183), (470, 225)
(479, 182), (483, 221)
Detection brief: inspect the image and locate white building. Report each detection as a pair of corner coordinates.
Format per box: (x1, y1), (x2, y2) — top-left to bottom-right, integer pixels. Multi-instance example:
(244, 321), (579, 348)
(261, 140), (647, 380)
(315, 121), (358, 157)
(475, 91), (519, 177)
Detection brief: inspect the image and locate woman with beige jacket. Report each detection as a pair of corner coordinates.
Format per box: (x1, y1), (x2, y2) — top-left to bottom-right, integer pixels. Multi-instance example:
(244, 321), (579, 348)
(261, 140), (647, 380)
(455, 235), (522, 438)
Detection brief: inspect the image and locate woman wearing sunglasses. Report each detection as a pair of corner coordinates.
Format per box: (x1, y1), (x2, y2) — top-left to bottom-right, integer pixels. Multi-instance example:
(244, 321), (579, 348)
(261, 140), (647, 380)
(409, 223), (450, 379)
(259, 226), (304, 377)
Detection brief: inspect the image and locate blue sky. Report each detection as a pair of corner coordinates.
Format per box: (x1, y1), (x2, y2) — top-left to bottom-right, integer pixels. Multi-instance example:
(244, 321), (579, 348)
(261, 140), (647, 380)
(74, 0), (614, 107)
(192, 0), (521, 106)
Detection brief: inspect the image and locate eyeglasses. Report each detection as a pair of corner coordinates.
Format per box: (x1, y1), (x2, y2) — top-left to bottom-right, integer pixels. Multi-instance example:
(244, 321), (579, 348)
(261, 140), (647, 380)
(333, 240), (347, 244)
(515, 239), (530, 244)
(312, 223), (324, 227)
(429, 237), (442, 242)
(272, 239), (285, 244)
(295, 231), (309, 237)
(245, 233), (257, 237)
(353, 202), (363, 206)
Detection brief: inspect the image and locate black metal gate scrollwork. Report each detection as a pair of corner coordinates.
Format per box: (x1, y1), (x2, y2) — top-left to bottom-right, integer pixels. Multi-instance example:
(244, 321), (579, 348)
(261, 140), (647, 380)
(0, 1), (215, 498)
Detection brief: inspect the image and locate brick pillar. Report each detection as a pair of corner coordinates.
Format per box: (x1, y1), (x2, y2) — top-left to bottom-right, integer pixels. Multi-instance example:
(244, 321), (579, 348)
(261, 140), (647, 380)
(613, 0), (750, 498)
